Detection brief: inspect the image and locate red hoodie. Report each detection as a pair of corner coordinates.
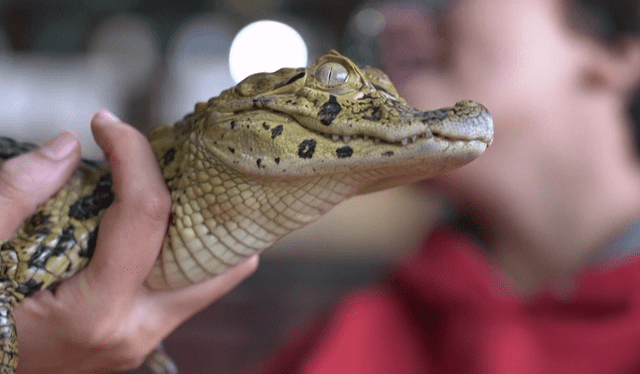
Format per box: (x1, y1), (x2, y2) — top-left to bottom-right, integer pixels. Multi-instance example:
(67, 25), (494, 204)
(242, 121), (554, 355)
(257, 226), (640, 373)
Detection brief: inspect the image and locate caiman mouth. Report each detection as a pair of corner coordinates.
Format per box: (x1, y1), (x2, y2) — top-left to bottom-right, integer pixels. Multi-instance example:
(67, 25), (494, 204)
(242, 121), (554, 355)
(308, 116), (494, 147)
(315, 128), (447, 146)
(293, 103), (494, 147)
(226, 100), (493, 147)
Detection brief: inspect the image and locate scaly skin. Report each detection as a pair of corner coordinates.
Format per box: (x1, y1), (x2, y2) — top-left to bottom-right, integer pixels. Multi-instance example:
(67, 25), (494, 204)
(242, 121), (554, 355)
(0, 50), (492, 373)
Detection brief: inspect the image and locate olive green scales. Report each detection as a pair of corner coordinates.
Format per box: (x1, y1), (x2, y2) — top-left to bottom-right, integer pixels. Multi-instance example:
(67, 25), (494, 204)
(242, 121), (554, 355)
(0, 50), (493, 373)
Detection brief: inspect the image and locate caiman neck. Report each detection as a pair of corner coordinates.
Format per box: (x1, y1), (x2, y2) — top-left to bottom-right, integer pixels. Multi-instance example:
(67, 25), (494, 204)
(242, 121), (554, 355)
(146, 124), (358, 289)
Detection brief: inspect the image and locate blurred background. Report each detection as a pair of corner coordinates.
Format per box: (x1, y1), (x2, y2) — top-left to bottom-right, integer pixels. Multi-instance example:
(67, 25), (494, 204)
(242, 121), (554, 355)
(0, 0), (443, 372)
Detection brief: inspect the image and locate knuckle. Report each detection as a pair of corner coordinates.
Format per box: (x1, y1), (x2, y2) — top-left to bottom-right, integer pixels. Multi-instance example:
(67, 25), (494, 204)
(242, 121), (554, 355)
(132, 186), (172, 223)
(79, 320), (150, 370)
(75, 318), (114, 348)
(67, 310), (122, 349)
(110, 333), (157, 370)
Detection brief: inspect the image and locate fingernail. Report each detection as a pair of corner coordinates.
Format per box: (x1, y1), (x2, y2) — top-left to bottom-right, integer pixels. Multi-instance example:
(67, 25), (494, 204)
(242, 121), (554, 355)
(94, 110), (121, 126)
(42, 132), (79, 160)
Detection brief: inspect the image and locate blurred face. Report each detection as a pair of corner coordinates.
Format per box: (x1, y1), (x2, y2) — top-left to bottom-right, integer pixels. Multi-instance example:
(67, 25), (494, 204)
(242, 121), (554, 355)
(380, 0), (597, 206)
(379, 0), (640, 287)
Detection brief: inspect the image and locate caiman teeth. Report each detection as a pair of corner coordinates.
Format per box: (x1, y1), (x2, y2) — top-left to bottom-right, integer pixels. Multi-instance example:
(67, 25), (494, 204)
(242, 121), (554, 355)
(321, 129), (470, 146)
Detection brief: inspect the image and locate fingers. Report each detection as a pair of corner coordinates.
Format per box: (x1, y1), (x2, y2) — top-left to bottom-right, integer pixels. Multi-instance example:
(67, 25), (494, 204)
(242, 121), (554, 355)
(84, 110), (257, 332)
(85, 111), (172, 299)
(0, 132), (81, 239)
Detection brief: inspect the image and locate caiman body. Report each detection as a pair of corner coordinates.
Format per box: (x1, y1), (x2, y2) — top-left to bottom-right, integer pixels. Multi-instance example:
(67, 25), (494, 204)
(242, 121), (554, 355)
(0, 50), (492, 373)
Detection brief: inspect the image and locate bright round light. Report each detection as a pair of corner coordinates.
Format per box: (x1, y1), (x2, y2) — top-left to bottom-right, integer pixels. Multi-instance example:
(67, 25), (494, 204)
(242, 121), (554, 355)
(229, 20), (307, 83)
(355, 8), (385, 37)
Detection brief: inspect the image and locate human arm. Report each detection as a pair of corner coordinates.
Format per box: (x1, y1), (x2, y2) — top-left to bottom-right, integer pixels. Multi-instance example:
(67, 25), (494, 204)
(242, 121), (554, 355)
(6, 111), (257, 373)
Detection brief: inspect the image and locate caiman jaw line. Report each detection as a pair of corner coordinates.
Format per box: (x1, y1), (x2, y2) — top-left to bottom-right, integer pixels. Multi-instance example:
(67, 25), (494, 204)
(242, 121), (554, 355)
(319, 129), (434, 145)
(317, 129), (483, 146)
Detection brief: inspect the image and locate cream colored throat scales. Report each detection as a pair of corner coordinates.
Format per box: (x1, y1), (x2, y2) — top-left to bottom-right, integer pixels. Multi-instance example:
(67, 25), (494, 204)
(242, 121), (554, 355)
(0, 50), (493, 373)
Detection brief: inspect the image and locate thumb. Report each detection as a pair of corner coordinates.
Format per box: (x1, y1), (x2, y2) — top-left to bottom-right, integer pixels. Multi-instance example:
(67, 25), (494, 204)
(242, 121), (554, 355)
(0, 132), (81, 239)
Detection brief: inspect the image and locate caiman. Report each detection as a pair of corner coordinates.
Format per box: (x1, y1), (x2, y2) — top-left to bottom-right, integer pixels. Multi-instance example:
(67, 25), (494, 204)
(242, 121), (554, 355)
(0, 50), (493, 373)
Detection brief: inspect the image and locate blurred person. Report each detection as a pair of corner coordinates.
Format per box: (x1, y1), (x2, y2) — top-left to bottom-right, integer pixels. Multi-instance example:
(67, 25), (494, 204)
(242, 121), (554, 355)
(379, 0), (640, 291)
(4, 0), (640, 373)
(254, 0), (640, 373)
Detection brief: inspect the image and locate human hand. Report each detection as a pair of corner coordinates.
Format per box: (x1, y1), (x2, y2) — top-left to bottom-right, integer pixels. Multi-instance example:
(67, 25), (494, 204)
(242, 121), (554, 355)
(10, 111), (258, 373)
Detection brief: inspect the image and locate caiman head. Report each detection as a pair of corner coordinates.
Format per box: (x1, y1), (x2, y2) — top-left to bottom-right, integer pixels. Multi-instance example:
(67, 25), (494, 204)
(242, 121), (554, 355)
(187, 50), (493, 194)
(145, 51), (494, 289)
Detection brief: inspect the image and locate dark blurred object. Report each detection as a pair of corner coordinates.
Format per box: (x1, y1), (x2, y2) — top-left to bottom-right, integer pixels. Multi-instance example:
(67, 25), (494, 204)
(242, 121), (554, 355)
(1, 0), (36, 51)
(0, 0), (362, 53)
(569, 0), (640, 157)
(571, 0), (640, 41)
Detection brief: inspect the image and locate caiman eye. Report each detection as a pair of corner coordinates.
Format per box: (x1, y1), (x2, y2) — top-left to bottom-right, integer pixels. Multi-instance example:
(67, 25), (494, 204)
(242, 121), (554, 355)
(315, 62), (349, 87)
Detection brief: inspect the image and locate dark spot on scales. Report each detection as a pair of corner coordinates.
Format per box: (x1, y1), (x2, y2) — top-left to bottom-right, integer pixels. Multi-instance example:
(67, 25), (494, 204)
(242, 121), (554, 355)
(53, 226), (77, 257)
(28, 226), (76, 270)
(298, 139), (317, 159)
(364, 105), (381, 121)
(336, 146), (353, 158)
(271, 125), (283, 139)
(252, 97), (273, 108)
(257, 158), (263, 167)
(273, 71), (306, 89)
(284, 71), (306, 86)
(230, 121), (236, 129)
(262, 122), (270, 130)
(275, 157), (280, 164)
(23, 211), (51, 237)
(0, 136), (38, 160)
(69, 173), (115, 220)
(318, 95), (341, 126)
(417, 109), (448, 122)
(163, 148), (176, 165)
(16, 279), (42, 297)
(373, 84), (388, 93)
(382, 151), (394, 157)
(228, 147), (235, 153)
